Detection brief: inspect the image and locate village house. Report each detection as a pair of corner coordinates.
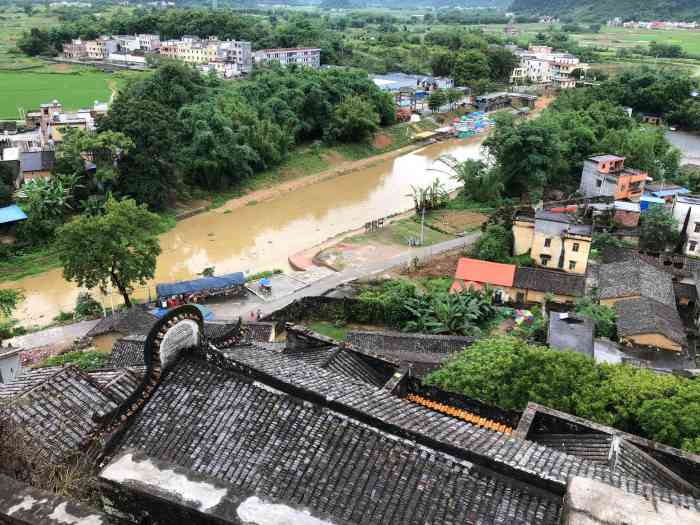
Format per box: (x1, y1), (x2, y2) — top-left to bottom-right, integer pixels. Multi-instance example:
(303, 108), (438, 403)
(61, 38), (87, 59)
(672, 194), (700, 256)
(159, 36), (252, 77)
(450, 257), (586, 305)
(579, 154), (650, 201)
(645, 181), (690, 203)
(2, 311), (697, 524)
(510, 45), (588, 89)
(598, 259), (687, 352)
(253, 47), (321, 68)
(450, 257), (517, 302)
(513, 210), (592, 274)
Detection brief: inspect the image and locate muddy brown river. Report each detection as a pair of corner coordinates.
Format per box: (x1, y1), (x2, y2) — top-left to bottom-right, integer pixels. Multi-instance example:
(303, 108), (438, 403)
(3, 138), (487, 326)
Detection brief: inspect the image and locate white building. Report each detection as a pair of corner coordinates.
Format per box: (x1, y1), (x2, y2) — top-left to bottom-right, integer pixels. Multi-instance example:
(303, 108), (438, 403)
(137, 33), (161, 51)
(672, 195), (700, 255)
(253, 47), (321, 68)
(510, 45), (587, 89)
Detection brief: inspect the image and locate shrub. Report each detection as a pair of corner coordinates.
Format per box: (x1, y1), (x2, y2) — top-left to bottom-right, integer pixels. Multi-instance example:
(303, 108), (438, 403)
(74, 292), (103, 320)
(37, 350), (109, 371)
(425, 336), (700, 452)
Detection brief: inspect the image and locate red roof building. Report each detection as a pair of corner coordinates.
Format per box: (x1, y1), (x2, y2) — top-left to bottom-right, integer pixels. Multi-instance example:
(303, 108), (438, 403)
(451, 258), (516, 298)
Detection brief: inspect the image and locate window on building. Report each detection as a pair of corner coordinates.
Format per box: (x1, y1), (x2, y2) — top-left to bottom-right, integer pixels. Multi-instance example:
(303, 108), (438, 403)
(569, 261), (577, 271)
(695, 222), (700, 233)
(596, 179), (602, 188)
(572, 243), (580, 252)
(544, 238), (552, 248)
(540, 254), (551, 266)
(690, 241), (698, 252)
(516, 292), (525, 303)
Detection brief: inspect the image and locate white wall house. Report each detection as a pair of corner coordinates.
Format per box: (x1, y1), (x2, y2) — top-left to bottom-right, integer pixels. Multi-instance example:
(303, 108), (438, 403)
(253, 47), (321, 68)
(672, 195), (700, 255)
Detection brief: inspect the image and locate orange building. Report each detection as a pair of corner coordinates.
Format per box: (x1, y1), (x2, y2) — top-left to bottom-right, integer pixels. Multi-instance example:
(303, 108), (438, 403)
(579, 155), (650, 202)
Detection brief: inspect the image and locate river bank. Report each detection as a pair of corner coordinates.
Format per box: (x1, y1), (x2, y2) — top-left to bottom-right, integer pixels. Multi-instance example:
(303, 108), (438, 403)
(2, 133), (490, 328)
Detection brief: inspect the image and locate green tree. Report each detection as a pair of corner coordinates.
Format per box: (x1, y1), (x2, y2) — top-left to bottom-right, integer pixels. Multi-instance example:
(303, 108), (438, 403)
(471, 224), (512, 263)
(639, 206), (679, 252)
(427, 89), (447, 112)
(14, 175), (79, 244)
(0, 289), (23, 318)
(55, 197), (162, 307)
(326, 95), (379, 143)
(484, 113), (562, 200)
(575, 297), (616, 339)
(453, 50), (490, 86)
(430, 51), (455, 77)
(425, 337), (604, 414)
(445, 88), (461, 111)
(17, 28), (50, 56)
(486, 47), (518, 82)
(437, 156), (502, 203)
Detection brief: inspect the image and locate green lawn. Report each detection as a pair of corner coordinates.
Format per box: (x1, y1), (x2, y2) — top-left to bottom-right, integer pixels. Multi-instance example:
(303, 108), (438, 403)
(308, 321), (349, 341)
(0, 69), (114, 119)
(346, 216), (453, 247)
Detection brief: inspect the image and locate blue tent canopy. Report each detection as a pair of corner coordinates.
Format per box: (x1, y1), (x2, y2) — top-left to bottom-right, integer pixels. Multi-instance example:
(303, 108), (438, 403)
(0, 205), (27, 225)
(151, 304), (214, 320)
(156, 272), (245, 299)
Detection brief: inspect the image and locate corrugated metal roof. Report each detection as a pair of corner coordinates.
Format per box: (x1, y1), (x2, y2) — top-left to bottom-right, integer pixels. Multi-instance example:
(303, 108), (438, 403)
(0, 204), (27, 225)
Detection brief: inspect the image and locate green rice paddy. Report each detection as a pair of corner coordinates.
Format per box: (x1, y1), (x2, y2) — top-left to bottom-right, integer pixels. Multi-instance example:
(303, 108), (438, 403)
(0, 69), (114, 119)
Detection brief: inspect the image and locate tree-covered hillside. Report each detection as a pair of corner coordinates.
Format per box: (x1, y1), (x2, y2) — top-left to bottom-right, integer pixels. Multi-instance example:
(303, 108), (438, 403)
(510, 0), (700, 22)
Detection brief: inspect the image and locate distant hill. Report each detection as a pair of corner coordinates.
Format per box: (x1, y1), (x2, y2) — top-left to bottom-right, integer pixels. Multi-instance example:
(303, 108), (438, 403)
(510, 0), (700, 22)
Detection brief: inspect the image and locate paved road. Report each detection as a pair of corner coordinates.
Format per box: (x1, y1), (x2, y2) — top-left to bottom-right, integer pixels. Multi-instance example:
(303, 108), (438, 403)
(6, 234), (478, 351)
(3, 319), (100, 352)
(209, 233), (479, 321)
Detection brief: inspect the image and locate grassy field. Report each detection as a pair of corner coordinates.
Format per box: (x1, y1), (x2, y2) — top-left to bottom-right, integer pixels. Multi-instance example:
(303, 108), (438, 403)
(0, 69), (115, 119)
(0, 9), (57, 69)
(573, 27), (700, 55)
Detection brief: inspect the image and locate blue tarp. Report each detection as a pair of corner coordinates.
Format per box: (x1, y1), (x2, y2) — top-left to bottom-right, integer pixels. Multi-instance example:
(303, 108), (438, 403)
(151, 304), (214, 320)
(651, 188), (690, 198)
(0, 205), (27, 225)
(156, 272), (245, 299)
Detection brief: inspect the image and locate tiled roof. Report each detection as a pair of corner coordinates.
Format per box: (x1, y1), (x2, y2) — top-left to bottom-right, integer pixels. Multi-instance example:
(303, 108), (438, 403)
(216, 342), (700, 508)
(0, 366), (63, 400)
(118, 357), (563, 525)
(345, 330), (473, 376)
(453, 257), (516, 287)
(589, 154), (625, 163)
(204, 321), (274, 343)
(513, 267), (586, 296)
(86, 307), (158, 337)
(3, 366), (118, 460)
(599, 260), (676, 306)
(87, 367), (145, 404)
(347, 331), (473, 356)
(614, 298), (687, 347)
(280, 344), (392, 387)
(106, 335), (146, 368)
(517, 403), (700, 494)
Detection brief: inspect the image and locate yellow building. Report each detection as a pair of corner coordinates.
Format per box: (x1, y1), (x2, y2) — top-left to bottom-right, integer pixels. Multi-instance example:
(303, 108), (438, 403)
(512, 211), (592, 274)
(512, 266), (586, 304)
